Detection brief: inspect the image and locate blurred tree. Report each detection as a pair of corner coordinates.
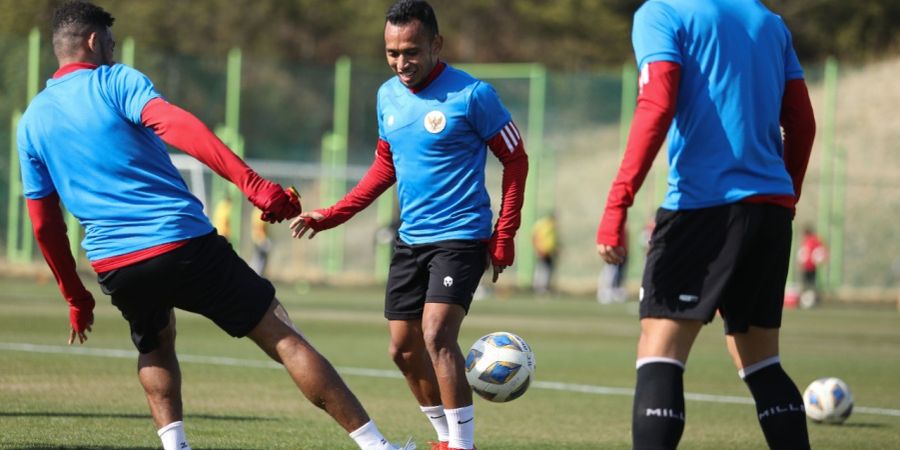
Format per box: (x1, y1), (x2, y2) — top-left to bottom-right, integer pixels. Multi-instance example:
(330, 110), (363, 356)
(2, 0), (897, 69)
(766, 0), (900, 63)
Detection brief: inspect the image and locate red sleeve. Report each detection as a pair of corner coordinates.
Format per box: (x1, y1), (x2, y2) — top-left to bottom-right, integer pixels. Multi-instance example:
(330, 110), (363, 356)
(486, 121), (529, 243)
(780, 79), (816, 202)
(141, 98), (263, 197)
(309, 139), (397, 230)
(26, 193), (95, 329)
(596, 61), (680, 247)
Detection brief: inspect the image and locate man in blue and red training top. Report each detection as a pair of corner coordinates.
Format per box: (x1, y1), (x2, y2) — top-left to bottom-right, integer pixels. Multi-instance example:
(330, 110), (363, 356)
(291, 2), (527, 449)
(18, 2), (413, 450)
(596, 1), (816, 449)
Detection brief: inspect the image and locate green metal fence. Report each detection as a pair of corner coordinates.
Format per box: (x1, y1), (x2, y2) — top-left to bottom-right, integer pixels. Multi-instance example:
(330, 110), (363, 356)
(2, 30), (896, 293)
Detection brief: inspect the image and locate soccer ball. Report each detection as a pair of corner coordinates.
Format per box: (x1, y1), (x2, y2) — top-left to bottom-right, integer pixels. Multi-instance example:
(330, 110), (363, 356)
(464, 331), (535, 403)
(803, 377), (854, 424)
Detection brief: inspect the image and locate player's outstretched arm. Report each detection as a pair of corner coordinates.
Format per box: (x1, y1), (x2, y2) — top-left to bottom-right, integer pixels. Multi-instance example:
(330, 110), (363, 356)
(597, 61), (680, 265)
(486, 121), (529, 282)
(290, 139), (396, 240)
(26, 193), (94, 344)
(141, 98), (300, 223)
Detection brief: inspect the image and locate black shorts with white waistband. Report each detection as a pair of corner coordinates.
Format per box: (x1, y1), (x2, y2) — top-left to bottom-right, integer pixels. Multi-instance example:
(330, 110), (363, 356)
(639, 202), (793, 334)
(97, 231), (275, 353)
(384, 237), (488, 320)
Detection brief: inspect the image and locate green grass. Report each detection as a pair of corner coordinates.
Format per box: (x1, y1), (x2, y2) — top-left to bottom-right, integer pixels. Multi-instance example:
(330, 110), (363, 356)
(0, 275), (898, 449)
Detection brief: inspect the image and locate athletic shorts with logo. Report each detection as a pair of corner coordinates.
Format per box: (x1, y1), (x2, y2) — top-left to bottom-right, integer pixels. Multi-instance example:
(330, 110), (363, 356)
(385, 238), (488, 320)
(98, 231), (275, 353)
(640, 202), (792, 334)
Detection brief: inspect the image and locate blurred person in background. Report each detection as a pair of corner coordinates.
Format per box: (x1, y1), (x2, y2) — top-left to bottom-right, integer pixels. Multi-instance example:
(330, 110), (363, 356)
(595, 1), (816, 448)
(212, 196), (233, 241)
(797, 224), (827, 308)
(531, 212), (558, 295)
(18, 2), (412, 449)
(291, 1), (528, 448)
(250, 215), (272, 275)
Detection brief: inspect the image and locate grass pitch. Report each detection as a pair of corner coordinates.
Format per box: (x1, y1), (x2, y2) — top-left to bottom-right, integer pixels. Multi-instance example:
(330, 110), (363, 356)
(0, 274), (898, 449)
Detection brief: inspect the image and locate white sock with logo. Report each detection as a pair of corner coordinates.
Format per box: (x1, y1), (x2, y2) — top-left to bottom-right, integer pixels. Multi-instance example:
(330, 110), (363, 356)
(420, 404), (450, 442)
(445, 405), (475, 449)
(157, 421), (191, 450)
(349, 420), (392, 450)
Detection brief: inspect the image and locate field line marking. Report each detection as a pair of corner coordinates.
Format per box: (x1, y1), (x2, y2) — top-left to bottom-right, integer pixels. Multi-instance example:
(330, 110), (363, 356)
(3, 342), (899, 418)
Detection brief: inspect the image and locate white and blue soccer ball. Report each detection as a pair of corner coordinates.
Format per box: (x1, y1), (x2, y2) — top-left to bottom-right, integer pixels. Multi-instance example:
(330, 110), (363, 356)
(464, 331), (535, 403)
(803, 377), (854, 424)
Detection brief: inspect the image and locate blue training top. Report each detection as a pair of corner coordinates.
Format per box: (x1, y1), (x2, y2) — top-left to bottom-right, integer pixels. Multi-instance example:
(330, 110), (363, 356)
(377, 64), (512, 244)
(17, 64), (213, 261)
(632, 0), (805, 209)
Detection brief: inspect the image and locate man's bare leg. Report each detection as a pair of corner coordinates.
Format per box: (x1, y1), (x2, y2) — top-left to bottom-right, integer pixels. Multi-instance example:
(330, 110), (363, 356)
(138, 310), (182, 429)
(388, 319), (443, 406)
(138, 311), (190, 450)
(247, 299), (371, 432)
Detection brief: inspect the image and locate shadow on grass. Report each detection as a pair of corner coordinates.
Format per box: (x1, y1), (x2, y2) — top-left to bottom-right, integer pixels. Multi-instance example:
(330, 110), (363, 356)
(0, 411), (276, 422)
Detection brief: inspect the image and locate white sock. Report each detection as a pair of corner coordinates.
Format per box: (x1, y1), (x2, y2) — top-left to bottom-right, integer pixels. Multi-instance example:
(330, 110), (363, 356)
(157, 421), (191, 450)
(420, 404), (450, 442)
(349, 420), (392, 450)
(445, 405), (475, 450)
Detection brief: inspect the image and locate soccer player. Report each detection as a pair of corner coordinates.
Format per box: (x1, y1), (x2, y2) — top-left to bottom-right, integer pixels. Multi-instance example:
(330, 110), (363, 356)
(595, 1), (816, 449)
(19, 2), (413, 449)
(290, 1), (528, 449)
(797, 224), (827, 305)
(531, 213), (558, 295)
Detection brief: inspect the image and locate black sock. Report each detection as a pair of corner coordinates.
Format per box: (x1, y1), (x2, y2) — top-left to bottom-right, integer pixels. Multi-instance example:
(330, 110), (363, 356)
(743, 363), (810, 450)
(632, 361), (686, 450)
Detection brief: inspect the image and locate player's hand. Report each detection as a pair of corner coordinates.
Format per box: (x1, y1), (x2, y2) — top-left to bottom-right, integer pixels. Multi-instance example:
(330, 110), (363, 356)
(598, 244), (627, 266)
(491, 264), (507, 283)
(67, 294), (95, 345)
(291, 210), (326, 239)
(245, 174), (302, 223)
(489, 235), (514, 283)
(257, 185), (302, 223)
(261, 185), (302, 223)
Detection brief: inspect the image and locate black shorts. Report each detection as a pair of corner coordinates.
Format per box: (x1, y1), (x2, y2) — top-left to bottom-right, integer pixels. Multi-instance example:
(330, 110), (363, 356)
(384, 238), (488, 320)
(640, 203), (792, 334)
(97, 232), (275, 353)
(801, 269), (817, 289)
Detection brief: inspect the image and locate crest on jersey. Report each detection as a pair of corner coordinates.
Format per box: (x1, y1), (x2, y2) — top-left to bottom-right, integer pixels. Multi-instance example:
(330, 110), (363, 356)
(386, 115), (395, 127)
(424, 110), (446, 134)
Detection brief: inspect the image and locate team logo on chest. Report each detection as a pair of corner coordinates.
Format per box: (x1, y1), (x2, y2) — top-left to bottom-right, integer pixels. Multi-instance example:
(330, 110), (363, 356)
(424, 110), (446, 134)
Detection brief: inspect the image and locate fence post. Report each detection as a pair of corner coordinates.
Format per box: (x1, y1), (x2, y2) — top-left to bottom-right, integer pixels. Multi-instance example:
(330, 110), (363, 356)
(120, 36), (135, 67)
(516, 64), (547, 289)
(212, 48), (244, 248)
(618, 63), (647, 281)
(7, 112), (23, 262)
(17, 28), (43, 261)
(226, 48), (244, 248)
(817, 57), (839, 289)
(374, 189), (395, 282)
(319, 57), (351, 276)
